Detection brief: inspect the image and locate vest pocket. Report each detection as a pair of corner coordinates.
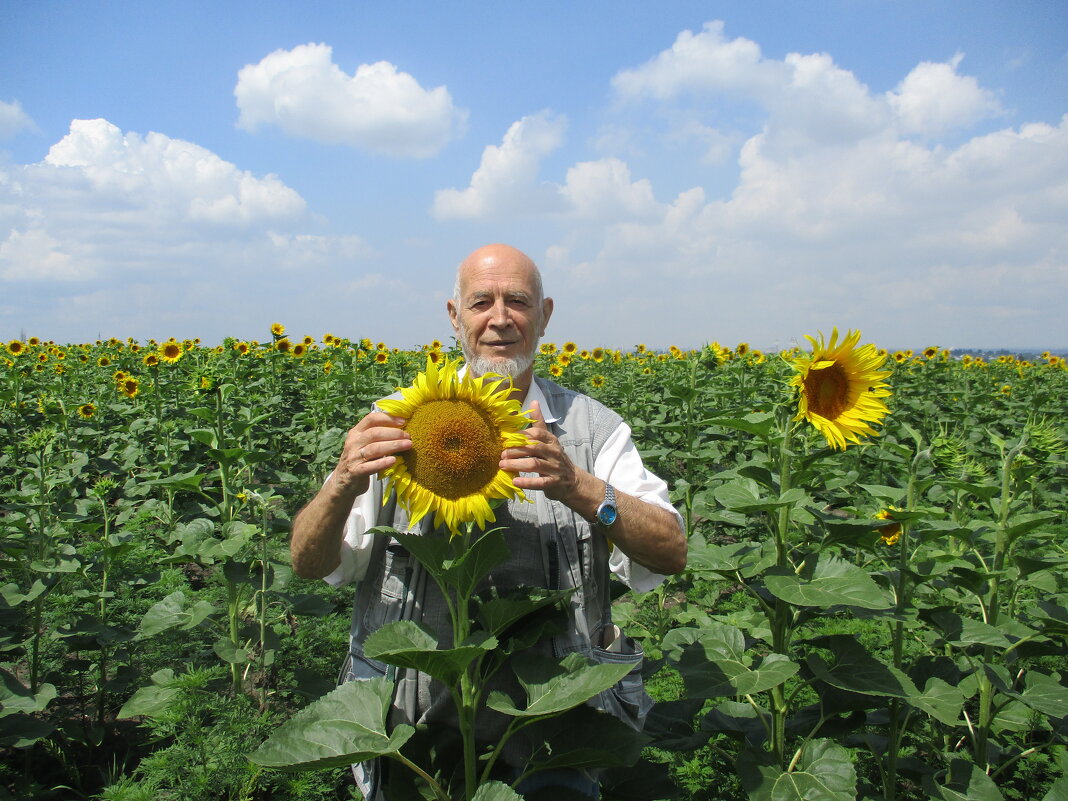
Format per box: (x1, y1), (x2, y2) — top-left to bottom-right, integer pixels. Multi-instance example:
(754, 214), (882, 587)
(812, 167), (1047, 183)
(591, 630), (654, 731)
(361, 544), (411, 635)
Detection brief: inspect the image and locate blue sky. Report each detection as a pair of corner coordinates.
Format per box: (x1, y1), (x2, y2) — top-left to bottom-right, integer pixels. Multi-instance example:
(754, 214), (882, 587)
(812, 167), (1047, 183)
(2, 1), (1066, 351)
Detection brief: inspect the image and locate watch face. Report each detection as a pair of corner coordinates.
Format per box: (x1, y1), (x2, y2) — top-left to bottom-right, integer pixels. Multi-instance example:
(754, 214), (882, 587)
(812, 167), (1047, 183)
(597, 504), (618, 526)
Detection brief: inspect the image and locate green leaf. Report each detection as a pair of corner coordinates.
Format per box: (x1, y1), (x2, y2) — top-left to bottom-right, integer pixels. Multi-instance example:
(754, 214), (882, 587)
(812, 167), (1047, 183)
(476, 588), (572, 636)
(118, 685), (179, 719)
(737, 739), (856, 801)
(924, 758), (1004, 801)
(213, 637), (251, 665)
(471, 781), (524, 801)
(664, 625), (798, 697)
(911, 678), (965, 726)
(142, 468), (207, 492)
(764, 556), (890, 610)
(249, 677), (414, 770)
(137, 591), (215, 638)
(1042, 773), (1068, 801)
(486, 652), (632, 718)
(686, 538), (775, 579)
(363, 620), (495, 686)
(522, 705), (646, 772)
(703, 412), (776, 437)
(0, 579), (47, 607)
(0, 669), (56, 716)
(1005, 511), (1058, 539)
(1006, 670), (1068, 718)
(0, 713), (55, 748)
(806, 635), (918, 700)
(857, 484), (907, 503)
(926, 610), (1012, 649)
(713, 481), (807, 514)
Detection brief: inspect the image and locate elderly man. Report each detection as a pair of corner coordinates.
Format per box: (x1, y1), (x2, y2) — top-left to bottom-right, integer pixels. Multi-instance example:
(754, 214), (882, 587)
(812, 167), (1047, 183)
(291, 243), (687, 798)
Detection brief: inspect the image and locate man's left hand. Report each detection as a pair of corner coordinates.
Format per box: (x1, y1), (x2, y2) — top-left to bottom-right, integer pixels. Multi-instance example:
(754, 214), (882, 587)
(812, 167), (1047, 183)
(500, 400), (587, 505)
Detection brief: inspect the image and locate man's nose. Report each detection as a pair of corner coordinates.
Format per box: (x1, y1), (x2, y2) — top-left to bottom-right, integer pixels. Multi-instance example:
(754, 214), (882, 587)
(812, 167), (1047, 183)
(489, 300), (511, 328)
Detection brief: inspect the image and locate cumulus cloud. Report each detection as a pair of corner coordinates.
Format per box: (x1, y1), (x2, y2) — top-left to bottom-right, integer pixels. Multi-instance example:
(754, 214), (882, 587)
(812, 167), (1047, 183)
(433, 110), (568, 219)
(0, 100), (36, 139)
(888, 54), (1004, 137)
(235, 42), (467, 158)
(0, 118), (335, 286)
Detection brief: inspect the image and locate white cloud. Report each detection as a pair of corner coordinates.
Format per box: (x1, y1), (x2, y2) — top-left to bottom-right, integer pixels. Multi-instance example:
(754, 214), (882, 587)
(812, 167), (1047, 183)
(0, 118), (313, 284)
(0, 228), (77, 281)
(561, 158), (662, 221)
(523, 24), (1068, 350)
(432, 110), (568, 219)
(0, 99), (35, 139)
(610, 21), (774, 100)
(888, 54), (1003, 137)
(235, 42), (467, 158)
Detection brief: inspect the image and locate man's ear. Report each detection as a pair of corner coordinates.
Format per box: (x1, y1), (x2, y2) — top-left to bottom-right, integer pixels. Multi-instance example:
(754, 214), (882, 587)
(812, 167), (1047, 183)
(539, 297), (554, 336)
(447, 298), (460, 334)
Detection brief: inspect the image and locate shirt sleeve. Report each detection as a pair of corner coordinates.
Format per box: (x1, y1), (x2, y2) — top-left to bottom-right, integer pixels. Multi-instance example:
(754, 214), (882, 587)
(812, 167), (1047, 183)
(593, 421), (684, 594)
(321, 474), (379, 587)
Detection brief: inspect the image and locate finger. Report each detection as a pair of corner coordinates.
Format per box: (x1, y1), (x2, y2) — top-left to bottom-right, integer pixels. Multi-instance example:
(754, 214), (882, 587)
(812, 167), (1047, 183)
(528, 400), (548, 430)
(356, 411), (407, 432)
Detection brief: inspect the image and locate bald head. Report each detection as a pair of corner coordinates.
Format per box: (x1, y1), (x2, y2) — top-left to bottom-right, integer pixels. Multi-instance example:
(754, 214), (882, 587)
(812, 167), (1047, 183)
(453, 244), (543, 307)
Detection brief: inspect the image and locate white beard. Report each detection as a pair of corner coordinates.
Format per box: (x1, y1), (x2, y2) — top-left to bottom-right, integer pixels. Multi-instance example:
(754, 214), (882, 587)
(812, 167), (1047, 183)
(463, 351), (535, 381)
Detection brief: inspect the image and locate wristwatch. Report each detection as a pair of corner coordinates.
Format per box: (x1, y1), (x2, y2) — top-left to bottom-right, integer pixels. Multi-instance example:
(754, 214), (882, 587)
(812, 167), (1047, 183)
(595, 482), (618, 527)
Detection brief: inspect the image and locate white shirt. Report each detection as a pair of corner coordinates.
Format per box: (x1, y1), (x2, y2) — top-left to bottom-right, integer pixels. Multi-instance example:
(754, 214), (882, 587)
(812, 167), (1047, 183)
(324, 377), (682, 594)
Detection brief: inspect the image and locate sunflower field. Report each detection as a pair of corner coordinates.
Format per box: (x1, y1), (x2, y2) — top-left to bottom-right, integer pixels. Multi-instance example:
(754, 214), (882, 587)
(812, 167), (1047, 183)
(1, 329), (1067, 801)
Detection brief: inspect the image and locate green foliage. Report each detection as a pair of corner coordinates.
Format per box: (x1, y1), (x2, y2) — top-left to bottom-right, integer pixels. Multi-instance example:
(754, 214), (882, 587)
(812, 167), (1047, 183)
(2, 336), (1067, 799)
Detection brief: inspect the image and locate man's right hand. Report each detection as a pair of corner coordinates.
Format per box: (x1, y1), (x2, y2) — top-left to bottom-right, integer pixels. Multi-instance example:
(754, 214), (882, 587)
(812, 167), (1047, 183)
(329, 411), (412, 500)
(290, 410), (410, 579)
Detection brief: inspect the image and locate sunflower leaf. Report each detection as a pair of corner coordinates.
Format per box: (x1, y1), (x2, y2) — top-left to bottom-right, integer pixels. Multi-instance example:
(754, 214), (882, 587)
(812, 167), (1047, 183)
(737, 739), (856, 801)
(363, 620), (495, 686)
(486, 652), (633, 718)
(248, 677), (413, 771)
(764, 556), (890, 610)
(664, 625), (798, 697)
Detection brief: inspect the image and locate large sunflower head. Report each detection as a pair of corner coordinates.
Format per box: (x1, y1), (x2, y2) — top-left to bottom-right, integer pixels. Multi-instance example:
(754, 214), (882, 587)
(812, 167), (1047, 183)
(377, 356), (532, 538)
(160, 341), (183, 363)
(789, 328), (892, 450)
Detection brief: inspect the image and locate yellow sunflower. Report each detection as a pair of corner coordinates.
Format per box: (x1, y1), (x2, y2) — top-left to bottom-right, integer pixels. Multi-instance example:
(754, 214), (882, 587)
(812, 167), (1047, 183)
(271, 322), (286, 337)
(119, 377), (140, 398)
(6, 340), (24, 356)
(789, 328), (892, 450)
(374, 350), (389, 364)
(874, 508), (902, 546)
(590, 375), (606, 388)
(377, 356), (531, 537)
(160, 342), (183, 363)
(143, 353), (160, 367)
(77, 402), (96, 420)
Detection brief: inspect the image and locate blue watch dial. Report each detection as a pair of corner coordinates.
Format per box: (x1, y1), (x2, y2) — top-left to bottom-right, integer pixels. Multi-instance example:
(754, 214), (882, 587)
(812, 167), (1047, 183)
(597, 504), (618, 526)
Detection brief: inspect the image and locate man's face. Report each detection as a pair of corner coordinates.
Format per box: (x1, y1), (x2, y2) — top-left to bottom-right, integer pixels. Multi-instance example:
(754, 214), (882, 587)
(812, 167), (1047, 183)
(448, 251), (552, 382)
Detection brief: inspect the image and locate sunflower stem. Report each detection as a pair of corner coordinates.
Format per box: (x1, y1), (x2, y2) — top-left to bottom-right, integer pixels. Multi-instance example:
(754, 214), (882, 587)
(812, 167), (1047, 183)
(769, 415), (795, 768)
(884, 447), (920, 801)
